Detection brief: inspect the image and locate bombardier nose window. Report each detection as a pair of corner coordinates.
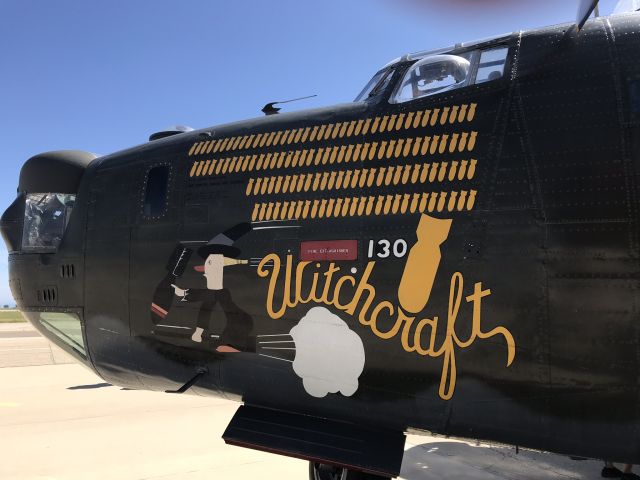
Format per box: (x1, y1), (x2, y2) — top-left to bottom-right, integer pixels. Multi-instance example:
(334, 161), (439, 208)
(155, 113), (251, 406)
(22, 193), (75, 251)
(392, 54), (471, 103)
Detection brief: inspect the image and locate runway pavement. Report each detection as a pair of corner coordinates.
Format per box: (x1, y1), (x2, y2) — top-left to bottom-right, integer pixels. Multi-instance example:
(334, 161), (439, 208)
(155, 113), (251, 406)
(0, 322), (606, 480)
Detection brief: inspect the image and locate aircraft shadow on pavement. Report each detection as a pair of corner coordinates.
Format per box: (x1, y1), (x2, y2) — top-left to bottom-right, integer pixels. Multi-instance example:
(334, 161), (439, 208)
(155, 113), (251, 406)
(400, 441), (602, 480)
(66, 382), (112, 390)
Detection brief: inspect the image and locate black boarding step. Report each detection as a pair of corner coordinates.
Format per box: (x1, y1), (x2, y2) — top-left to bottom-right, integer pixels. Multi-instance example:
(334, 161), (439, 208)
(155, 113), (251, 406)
(223, 405), (406, 478)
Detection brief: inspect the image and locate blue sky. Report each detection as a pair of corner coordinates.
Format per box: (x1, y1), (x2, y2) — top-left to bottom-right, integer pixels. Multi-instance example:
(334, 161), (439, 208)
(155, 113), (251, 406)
(0, 0), (621, 305)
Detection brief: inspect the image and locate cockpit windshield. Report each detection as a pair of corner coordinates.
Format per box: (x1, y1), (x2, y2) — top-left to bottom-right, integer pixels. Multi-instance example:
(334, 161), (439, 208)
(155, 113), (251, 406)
(22, 193), (75, 252)
(354, 68), (395, 102)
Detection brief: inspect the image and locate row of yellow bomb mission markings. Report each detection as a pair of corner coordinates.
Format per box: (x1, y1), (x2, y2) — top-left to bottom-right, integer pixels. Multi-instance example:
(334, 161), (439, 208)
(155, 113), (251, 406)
(245, 161), (477, 197)
(250, 190), (477, 222)
(189, 132), (478, 178)
(187, 103), (478, 158)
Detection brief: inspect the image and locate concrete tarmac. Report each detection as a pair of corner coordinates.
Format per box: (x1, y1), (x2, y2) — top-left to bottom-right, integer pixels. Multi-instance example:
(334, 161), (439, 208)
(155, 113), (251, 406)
(0, 323), (606, 480)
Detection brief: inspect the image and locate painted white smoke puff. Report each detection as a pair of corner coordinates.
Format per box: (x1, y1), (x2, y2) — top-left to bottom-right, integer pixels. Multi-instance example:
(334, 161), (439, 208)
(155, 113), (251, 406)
(289, 306), (365, 398)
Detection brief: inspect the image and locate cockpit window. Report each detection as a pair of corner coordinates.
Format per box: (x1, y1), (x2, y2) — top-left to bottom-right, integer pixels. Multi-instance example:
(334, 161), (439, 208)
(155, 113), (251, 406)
(475, 47), (509, 84)
(391, 54), (472, 103)
(22, 193), (75, 252)
(354, 68), (395, 102)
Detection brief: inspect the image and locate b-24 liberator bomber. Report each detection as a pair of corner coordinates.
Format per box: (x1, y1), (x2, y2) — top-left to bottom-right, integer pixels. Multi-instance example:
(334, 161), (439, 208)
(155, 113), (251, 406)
(3, 2), (640, 478)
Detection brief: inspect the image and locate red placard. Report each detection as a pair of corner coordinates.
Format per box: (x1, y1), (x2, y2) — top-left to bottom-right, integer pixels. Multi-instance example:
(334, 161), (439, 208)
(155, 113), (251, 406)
(300, 240), (358, 261)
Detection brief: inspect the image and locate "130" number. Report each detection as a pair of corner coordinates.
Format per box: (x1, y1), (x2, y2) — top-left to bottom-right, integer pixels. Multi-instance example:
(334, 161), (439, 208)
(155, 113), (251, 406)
(367, 239), (408, 259)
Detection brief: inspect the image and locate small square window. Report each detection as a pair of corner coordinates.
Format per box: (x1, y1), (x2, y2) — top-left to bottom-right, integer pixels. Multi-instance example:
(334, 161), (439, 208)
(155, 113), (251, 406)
(475, 47), (509, 84)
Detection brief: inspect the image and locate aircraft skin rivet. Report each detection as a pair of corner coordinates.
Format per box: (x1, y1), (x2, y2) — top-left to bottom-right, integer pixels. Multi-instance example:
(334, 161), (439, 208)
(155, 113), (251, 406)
(440, 107), (450, 125)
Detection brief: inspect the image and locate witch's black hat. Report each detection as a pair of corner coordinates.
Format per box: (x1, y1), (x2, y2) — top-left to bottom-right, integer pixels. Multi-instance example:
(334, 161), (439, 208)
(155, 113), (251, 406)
(197, 223), (252, 259)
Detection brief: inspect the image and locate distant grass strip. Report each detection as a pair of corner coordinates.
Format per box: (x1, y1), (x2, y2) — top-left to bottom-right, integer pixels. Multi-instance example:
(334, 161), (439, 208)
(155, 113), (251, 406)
(0, 310), (25, 323)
